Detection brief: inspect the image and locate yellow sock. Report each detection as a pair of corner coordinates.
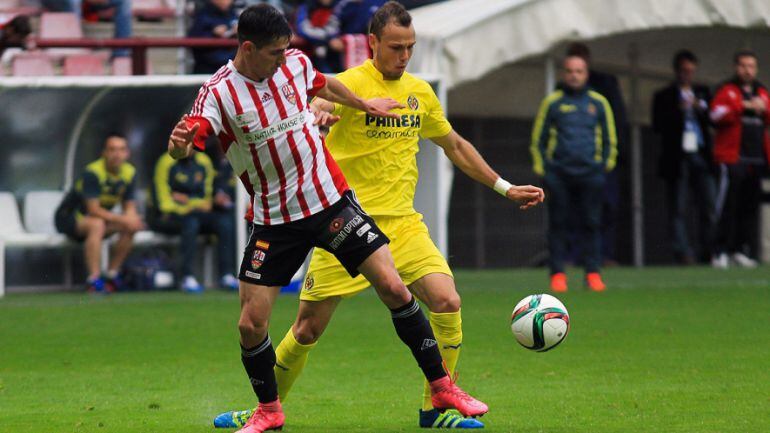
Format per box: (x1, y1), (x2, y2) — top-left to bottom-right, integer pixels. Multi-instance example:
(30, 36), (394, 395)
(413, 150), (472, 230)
(274, 328), (316, 402)
(422, 310), (463, 411)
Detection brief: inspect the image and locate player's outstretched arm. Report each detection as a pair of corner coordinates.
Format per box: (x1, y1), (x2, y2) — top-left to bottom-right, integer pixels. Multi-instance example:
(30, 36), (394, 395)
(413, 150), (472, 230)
(315, 75), (405, 119)
(168, 116), (199, 160)
(431, 130), (545, 210)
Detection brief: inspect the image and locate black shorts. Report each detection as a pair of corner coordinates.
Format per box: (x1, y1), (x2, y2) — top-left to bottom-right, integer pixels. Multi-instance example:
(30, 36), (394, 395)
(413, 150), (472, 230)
(54, 208), (83, 241)
(238, 191), (389, 287)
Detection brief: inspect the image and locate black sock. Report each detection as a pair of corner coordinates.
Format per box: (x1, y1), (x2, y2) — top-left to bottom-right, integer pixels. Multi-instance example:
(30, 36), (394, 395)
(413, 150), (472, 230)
(241, 336), (279, 403)
(390, 297), (446, 382)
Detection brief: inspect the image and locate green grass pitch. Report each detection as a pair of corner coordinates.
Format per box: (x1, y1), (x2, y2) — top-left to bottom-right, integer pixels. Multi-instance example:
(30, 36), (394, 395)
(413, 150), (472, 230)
(1, 266), (769, 432)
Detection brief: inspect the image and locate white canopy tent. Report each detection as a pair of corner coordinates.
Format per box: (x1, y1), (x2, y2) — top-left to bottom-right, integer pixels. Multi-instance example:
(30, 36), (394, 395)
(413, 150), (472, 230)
(409, 0), (770, 265)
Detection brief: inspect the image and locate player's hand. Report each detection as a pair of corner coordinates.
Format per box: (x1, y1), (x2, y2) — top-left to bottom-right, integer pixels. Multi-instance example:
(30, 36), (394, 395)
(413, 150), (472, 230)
(329, 37), (344, 52)
(214, 191), (233, 208)
(506, 185), (545, 210)
(169, 116), (199, 158)
(310, 104), (340, 127)
(363, 98), (405, 119)
(212, 24), (228, 38)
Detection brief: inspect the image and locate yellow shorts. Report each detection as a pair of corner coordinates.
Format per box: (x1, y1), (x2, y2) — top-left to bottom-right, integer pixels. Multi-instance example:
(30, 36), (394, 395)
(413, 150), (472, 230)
(300, 213), (453, 301)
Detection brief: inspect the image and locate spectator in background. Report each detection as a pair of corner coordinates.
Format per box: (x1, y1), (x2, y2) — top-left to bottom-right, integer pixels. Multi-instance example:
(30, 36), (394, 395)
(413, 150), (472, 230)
(55, 135), (143, 293)
(328, 0), (383, 69)
(334, 0), (383, 34)
(397, 0), (443, 8)
(294, 0), (340, 73)
(212, 147), (237, 236)
(652, 50), (717, 266)
(566, 42), (628, 266)
(41, 0), (132, 57)
(0, 15), (32, 58)
(148, 151), (238, 293)
(213, 152), (236, 216)
(531, 54), (617, 293)
(234, 0), (287, 14)
(710, 49), (770, 268)
(189, 0), (238, 74)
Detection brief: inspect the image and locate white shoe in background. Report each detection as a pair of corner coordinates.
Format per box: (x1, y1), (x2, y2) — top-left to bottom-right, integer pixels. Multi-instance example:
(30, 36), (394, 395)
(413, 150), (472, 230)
(220, 274), (239, 291)
(711, 253), (729, 269)
(182, 275), (204, 293)
(731, 252), (758, 268)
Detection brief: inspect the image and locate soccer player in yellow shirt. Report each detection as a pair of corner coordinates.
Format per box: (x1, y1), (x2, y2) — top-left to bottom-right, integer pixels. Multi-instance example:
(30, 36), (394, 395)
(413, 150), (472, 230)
(215, 1), (544, 429)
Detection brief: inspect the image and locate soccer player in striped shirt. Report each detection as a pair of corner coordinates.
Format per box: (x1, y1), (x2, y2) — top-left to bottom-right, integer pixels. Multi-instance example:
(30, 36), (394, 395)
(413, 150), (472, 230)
(168, 5), (489, 433)
(213, 2), (545, 430)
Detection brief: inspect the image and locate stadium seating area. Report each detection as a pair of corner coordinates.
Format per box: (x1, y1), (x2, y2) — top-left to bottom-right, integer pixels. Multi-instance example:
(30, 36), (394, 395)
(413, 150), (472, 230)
(0, 1), (178, 76)
(0, 1), (447, 76)
(0, 0), (175, 19)
(0, 190), (218, 296)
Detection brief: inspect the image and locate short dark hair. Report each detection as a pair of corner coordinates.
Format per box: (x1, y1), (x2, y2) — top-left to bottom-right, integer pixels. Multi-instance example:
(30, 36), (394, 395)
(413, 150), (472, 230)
(566, 42), (591, 63)
(734, 48), (757, 65)
(672, 49), (698, 71)
(369, 1), (412, 39)
(7, 15), (31, 36)
(237, 4), (292, 48)
(104, 133), (126, 145)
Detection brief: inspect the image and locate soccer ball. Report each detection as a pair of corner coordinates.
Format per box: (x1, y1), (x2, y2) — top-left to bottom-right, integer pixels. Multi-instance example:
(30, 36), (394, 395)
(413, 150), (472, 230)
(511, 294), (570, 352)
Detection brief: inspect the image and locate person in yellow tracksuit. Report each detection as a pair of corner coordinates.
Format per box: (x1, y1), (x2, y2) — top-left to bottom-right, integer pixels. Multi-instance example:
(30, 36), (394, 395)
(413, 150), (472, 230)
(214, 1), (544, 430)
(149, 151), (238, 292)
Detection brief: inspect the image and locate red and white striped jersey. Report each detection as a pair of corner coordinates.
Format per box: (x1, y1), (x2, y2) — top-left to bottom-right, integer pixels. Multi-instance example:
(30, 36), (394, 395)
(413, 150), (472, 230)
(186, 50), (349, 225)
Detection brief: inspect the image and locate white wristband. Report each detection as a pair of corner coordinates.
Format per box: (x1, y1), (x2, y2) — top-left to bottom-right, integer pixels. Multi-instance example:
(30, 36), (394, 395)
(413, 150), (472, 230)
(493, 178), (513, 196)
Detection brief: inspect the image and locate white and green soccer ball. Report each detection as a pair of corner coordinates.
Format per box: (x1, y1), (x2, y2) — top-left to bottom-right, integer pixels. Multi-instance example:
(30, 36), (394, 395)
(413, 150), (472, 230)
(511, 294), (570, 352)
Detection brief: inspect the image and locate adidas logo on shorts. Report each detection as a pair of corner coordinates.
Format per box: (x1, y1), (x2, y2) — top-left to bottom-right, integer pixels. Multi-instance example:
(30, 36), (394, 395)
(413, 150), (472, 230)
(367, 232), (378, 244)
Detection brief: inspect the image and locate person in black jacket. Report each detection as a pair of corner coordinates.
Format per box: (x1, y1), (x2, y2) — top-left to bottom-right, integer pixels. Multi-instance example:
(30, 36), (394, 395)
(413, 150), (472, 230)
(189, 0), (238, 74)
(652, 50), (717, 265)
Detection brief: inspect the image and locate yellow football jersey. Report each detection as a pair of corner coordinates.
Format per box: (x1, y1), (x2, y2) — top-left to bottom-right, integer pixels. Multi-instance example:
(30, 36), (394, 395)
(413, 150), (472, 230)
(328, 60), (453, 216)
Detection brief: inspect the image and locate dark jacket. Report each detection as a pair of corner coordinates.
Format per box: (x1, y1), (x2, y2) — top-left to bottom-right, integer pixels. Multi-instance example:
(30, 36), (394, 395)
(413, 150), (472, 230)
(589, 70), (629, 150)
(188, 2), (237, 73)
(531, 86), (618, 177)
(56, 158), (136, 219)
(652, 82), (713, 179)
(150, 152), (215, 218)
(334, 0), (385, 34)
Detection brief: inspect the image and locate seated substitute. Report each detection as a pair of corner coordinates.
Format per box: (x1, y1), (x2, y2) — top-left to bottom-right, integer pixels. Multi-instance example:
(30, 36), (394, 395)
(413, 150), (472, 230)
(55, 134), (143, 292)
(148, 150), (238, 293)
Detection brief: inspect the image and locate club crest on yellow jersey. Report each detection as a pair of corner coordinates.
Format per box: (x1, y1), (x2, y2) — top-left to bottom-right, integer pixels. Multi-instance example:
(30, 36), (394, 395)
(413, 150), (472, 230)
(407, 94), (419, 110)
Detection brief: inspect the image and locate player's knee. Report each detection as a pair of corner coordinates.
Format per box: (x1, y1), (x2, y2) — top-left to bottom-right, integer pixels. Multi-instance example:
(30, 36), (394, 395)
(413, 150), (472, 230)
(431, 293), (461, 313)
(122, 225), (139, 236)
(238, 316), (268, 340)
(292, 320), (322, 345)
(85, 218), (106, 237)
(382, 280), (412, 306)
